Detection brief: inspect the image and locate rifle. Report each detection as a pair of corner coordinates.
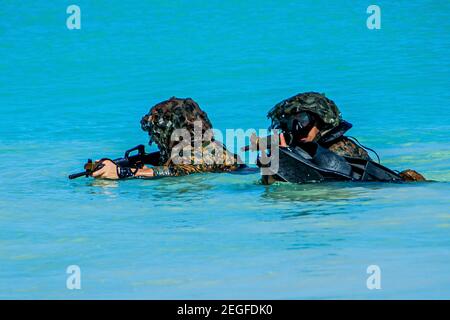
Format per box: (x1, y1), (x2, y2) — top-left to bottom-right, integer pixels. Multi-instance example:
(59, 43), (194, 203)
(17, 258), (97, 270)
(68, 145), (160, 179)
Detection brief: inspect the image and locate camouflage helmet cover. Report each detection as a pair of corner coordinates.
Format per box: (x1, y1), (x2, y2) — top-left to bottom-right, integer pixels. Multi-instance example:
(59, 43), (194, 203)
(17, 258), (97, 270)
(267, 92), (342, 131)
(140, 97), (213, 163)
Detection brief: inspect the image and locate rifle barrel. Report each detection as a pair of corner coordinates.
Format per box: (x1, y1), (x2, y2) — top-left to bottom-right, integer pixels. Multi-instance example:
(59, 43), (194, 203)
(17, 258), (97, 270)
(68, 171), (88, 180)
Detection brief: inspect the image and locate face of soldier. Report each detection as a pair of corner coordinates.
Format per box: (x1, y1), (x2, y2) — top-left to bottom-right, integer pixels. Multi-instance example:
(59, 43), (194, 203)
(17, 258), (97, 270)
(297, 125), (320, 143)
(289, 112), (319, 143)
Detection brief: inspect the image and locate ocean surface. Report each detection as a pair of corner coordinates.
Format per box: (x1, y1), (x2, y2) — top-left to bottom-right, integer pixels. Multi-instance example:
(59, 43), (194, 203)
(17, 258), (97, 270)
(0, 1), (449, 299)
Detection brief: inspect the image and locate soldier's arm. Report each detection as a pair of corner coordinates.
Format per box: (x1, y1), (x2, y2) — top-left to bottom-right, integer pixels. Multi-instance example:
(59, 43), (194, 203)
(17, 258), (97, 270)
(134, 166), (155, 178)
(90, 161), (166, 179)
(93, 147), (238, 179)
(135, 164), (199, 178)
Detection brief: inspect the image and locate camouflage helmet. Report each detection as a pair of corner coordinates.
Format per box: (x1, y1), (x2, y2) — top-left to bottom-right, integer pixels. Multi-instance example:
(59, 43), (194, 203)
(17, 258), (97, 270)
(140, 97), (213, 163)
(267, 92), (342, 132)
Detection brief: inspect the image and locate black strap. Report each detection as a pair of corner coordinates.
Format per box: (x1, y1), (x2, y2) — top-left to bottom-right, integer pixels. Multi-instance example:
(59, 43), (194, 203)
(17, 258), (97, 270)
(116, 165), (138, 179)
(346, 136), (381, 163)
(318, 120), (353, 144)
(95, 158), (138, 179)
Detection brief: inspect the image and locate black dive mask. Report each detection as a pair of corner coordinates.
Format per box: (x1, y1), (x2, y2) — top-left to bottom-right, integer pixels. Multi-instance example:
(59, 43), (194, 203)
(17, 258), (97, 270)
(284, 112), (315, 139)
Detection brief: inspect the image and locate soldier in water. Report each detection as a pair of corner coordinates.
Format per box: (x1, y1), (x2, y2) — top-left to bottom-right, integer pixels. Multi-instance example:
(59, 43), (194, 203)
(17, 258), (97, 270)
(92, 97), (243, 179)
(258, 92), (425, 182)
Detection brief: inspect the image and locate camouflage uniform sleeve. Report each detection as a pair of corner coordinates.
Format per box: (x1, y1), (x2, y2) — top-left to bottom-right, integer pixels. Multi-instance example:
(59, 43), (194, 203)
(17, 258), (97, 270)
(151, 165), (183, 177)
(152, 163), (240, 177)
(151, 164), (203, 177)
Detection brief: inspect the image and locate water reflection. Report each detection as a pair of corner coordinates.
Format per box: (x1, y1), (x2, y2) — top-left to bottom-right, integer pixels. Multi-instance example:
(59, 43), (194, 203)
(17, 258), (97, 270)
(258, 181), (422, 220)
(261, 182), (366, 202)
(88, 179), (119, 188)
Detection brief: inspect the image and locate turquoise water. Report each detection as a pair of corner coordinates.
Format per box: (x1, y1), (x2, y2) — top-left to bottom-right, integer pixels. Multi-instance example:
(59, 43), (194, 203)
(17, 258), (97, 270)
(1, 1), (449, 299)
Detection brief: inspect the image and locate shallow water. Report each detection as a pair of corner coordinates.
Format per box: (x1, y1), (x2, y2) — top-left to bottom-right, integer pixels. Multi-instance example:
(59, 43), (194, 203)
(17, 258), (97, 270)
(0, 1), (449, 299)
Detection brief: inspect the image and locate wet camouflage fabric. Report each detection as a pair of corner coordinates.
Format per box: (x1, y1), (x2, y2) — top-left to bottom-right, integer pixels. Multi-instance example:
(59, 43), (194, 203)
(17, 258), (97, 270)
(399, 169), (426, 182)
(141, 97), (213, 164)
(268, 92), (342, 132)
(140, 97), (241, 177)
(151, 140), (242, 177)
(326, 137), (370, 160)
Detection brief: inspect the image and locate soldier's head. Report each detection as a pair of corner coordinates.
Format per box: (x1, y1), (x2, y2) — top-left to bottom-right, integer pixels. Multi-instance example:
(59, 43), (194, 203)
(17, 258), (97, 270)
(267, 92), (342, 144)
(140, 97), (213, 162)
